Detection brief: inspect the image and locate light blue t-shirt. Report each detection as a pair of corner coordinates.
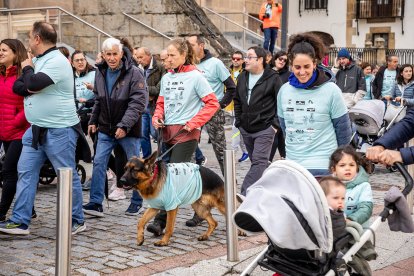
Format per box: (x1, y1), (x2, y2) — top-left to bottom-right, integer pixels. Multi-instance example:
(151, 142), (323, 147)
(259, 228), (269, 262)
(247, 72), (263, 104)
(363, 75), (373, 100)
(75, 70), (96, 101)
(196, 57), (230, 101)
(145, 163), (202, 211)
(277, 82), (348, 170)
(160, 70), (213, 125)
(24, 49), (79, 128)
(381, 69), (397, 97)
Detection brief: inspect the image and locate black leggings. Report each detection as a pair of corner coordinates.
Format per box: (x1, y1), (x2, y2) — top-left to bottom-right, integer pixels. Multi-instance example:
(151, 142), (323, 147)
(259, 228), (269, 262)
(0, 140), (23, 217)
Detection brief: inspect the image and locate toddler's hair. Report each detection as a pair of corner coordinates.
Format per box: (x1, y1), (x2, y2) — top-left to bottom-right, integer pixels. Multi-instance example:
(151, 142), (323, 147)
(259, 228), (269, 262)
(329, 145), (372, 174)
(319, 176), (345, 196)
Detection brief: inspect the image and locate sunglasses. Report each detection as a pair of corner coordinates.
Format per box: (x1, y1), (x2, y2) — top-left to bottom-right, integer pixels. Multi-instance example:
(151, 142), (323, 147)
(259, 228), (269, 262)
(232, 57), (242, 61)
(278, 57), (287, 62)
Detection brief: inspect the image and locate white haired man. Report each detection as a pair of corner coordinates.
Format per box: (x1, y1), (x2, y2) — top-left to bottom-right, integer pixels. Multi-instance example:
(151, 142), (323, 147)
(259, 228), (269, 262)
(83, 37), (148, 217)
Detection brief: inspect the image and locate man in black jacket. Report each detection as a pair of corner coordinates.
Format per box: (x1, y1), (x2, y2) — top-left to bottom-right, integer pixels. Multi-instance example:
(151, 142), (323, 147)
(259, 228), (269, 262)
(83, 37), (148, 217)
(372, 55), (399, 100)
(234, 46), (282, 195)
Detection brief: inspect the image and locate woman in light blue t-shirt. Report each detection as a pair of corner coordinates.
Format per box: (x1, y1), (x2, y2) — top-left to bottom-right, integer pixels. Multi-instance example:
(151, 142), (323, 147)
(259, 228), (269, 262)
(277, 33), (352, 176)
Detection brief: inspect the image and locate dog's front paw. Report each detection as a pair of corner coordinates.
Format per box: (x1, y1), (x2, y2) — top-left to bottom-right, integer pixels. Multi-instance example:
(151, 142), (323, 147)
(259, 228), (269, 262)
(154, 240), (169, 247)
(238, 230), (247, 237)
(137, 236), (144, 246)
(197, 234), (209, 241)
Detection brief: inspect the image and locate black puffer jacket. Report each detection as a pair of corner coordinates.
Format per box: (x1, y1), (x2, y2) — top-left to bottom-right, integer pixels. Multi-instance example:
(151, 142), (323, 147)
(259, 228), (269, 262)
(89, 48), (148, 137)
(234, 68), (282, 133)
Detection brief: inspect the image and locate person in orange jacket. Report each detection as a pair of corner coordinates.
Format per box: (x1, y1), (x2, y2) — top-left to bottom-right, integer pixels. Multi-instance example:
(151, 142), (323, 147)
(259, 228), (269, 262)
(259, 0), (283, 54)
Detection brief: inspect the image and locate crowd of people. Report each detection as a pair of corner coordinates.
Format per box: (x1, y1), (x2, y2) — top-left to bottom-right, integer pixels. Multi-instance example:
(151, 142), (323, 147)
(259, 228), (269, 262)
(0, 18), (412, 248)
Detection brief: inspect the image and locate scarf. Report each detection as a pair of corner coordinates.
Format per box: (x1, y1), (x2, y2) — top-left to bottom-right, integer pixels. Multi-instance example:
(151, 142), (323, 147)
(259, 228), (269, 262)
(288, 69), (318, 89)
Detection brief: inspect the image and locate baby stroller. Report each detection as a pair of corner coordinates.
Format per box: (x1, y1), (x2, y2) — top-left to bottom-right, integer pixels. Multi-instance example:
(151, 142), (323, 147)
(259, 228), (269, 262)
(233, 160), (413, 276)
(349, 99), (406, 154)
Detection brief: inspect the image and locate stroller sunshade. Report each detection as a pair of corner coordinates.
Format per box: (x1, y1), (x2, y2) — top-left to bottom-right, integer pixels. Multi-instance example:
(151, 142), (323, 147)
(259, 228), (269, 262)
(233, 160), (333, 253)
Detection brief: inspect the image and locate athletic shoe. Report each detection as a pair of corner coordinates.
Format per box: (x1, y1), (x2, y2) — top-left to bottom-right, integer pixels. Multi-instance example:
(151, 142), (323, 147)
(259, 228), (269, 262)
(185, 213), (204, 227)
(125, 203), (143, 216)
(72, 222), (86, 235)
(83, 202), (104, 217)
(0, 220), (30, 235)
(31, 209), (37, 219)
(146, 221), (164, 236)
(108, 188), (126, 201)
(238, 153), (249, 162)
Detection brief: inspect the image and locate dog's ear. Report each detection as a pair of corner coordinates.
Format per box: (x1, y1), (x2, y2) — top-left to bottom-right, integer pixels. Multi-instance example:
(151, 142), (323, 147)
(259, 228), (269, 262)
(146, 150), (158, 165)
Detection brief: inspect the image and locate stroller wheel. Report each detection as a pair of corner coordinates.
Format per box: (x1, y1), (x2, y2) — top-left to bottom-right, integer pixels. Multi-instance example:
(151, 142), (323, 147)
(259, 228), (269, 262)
(387, 165), (398, 173)
(76, 164), (87, 184)
(39, 175), (56, 185)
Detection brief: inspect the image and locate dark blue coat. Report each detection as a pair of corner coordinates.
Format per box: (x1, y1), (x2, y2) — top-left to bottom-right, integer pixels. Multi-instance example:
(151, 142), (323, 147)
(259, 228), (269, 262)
(374, 108), (414, 164)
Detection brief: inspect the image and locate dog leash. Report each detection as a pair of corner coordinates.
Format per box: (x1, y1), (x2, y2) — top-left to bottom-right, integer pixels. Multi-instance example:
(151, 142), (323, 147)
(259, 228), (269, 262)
(155, 127), (190, 161)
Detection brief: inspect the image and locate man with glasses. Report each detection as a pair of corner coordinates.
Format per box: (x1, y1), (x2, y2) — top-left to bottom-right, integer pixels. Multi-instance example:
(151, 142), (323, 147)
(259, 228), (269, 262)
(233, 46), (282, 196)
(226, 51), (249, 162)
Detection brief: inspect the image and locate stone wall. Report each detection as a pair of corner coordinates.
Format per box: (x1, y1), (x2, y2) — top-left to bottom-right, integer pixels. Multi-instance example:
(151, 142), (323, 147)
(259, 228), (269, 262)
(72, 0), (233, 58)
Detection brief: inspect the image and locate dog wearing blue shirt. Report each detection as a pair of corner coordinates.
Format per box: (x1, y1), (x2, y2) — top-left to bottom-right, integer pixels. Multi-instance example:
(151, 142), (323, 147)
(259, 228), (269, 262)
(120, 151), (240, 246)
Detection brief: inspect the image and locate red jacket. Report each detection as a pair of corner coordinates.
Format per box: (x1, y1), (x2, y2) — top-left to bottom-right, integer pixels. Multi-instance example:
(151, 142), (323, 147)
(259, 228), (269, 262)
(0, 66), (30, 141)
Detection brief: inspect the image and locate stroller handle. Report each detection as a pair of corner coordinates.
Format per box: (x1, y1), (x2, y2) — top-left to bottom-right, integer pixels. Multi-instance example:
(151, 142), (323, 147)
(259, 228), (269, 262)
(394, 162), (414, 197)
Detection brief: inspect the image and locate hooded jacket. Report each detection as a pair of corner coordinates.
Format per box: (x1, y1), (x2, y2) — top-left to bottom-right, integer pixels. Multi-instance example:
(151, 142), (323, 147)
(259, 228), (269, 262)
(234, 67), (282, 133)
(344, 167), (373, 225)
(392, 80), (414, 109)
(89, 47), (148, 137)
(335, 62), (366, 109)
(0, 65), (30, 141)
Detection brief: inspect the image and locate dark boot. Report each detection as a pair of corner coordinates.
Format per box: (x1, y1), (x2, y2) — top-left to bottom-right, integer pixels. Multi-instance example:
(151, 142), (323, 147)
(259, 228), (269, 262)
(185, 213), (204, 227)
(147, 210), (166, 236)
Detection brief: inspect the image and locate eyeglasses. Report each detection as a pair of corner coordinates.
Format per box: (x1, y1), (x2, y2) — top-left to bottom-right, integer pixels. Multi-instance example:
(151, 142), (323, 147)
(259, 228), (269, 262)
(244, 56), (259, 60)
(232, 57), (242, 61)
(73, 58), (86, 63)
(278, 57), (287, 62)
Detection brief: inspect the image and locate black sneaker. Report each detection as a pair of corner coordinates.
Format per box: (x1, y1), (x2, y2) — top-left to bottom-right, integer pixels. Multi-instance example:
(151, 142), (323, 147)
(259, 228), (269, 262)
(185, 213), (204, 227)
(125, 203), (142, 216)
(0, 220), (30, 235)
(72, 222), (86, 235)
(146, 221), (164, 236)
(83, 202), (104, 217)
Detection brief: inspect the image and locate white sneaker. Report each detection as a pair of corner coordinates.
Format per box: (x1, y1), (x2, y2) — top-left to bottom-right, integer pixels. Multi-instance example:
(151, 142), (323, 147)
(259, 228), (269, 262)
(108, 188), (126, 201)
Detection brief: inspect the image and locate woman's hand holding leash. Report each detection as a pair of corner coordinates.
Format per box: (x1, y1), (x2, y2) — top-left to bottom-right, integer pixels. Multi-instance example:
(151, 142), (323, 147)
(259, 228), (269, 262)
(153, 118), (164, 129)
(88, 125), (97, 137)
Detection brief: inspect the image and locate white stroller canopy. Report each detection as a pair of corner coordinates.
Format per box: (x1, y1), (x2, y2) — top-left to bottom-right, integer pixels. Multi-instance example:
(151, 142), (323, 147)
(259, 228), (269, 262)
(233, 160), (333, 253)
(349, 99), (385, 130)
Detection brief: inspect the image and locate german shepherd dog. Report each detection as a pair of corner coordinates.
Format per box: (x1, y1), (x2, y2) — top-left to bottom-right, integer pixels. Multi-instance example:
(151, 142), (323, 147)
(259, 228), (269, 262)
(120, 151), (232, 247)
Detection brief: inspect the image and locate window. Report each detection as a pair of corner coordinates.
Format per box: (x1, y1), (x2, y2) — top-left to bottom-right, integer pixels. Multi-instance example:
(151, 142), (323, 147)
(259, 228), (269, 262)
(304, 0), (328, 10)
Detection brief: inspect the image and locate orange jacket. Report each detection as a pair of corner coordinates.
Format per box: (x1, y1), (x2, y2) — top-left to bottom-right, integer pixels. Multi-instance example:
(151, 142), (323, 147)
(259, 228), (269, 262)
(259, 2), (282, 29)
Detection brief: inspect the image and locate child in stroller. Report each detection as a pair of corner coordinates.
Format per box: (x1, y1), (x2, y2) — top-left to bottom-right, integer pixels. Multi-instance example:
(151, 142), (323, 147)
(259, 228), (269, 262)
(233, 160), (413, 276)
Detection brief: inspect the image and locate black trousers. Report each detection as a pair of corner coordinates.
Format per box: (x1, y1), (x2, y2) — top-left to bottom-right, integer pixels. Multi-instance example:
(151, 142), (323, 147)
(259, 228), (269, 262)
(153, 139), (198, 227)
(0, 140), (23, 217)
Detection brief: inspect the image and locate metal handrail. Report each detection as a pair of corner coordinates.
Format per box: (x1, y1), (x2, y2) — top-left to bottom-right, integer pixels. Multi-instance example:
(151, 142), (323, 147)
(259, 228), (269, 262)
(0, 6), (113, 38)
(122, 12), (172, 41)
(201, 6), (263, 39)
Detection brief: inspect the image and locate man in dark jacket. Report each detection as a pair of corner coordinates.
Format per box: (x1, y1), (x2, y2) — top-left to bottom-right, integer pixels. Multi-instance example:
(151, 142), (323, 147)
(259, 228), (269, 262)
(135, 47), (166, 158)
(83, 37), (148, 217)
(333, 48), (366, 109)
(372, 55), (399, 100)
(234, 46), (282, 195)
(366, 108), (414, 165)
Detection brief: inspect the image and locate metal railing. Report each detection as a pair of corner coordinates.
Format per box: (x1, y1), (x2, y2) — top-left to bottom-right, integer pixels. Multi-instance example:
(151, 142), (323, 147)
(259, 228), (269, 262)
(0, 6), (112, 57)
(201, 6), (264, 51)
(122, 12), (172, 42)
(387, 49), (414, 66)
(328, 47), (378, 67)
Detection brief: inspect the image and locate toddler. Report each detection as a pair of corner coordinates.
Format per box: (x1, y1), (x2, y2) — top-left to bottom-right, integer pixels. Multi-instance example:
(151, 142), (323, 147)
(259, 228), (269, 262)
(329, 145), (373, 226)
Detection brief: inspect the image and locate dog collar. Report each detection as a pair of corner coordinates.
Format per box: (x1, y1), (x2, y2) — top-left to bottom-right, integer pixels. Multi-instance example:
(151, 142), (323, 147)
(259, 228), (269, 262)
(150, 163), (159, 183)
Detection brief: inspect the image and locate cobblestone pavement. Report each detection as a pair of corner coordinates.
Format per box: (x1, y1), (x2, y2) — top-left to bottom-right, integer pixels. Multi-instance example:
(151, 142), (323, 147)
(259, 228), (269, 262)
(0, 127), (409, 276)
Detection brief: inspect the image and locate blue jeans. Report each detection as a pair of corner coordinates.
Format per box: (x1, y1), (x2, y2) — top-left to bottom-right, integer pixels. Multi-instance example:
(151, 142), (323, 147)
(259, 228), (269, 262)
(195, 146), (204, 162)
(89, 132), (142, 206)
(263, 27), (278, 53)
(11, 126), (84, 225)
(141, 107), (157, 159)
